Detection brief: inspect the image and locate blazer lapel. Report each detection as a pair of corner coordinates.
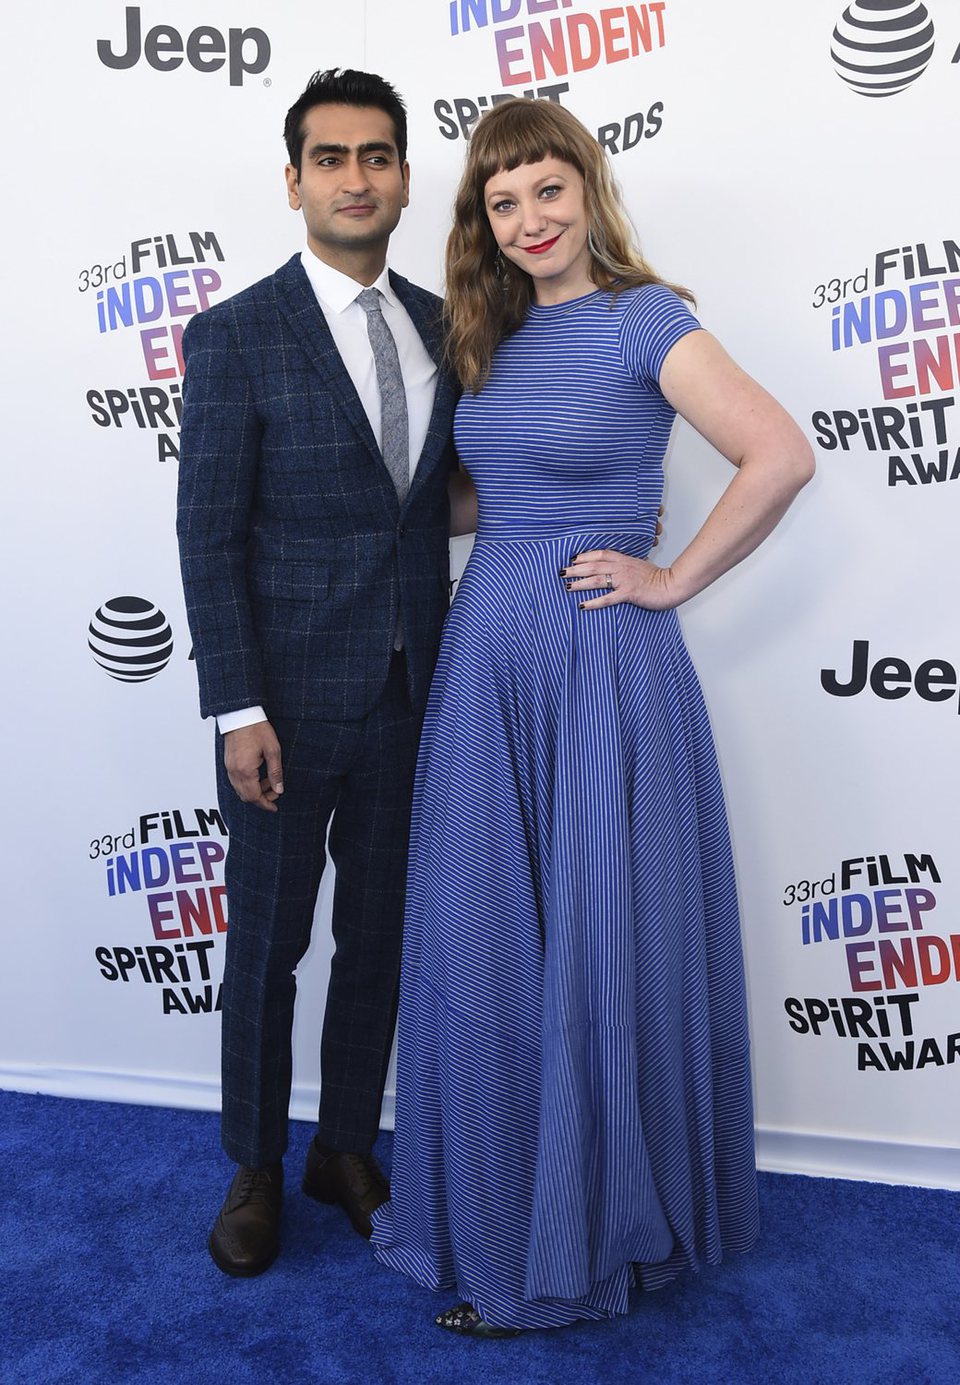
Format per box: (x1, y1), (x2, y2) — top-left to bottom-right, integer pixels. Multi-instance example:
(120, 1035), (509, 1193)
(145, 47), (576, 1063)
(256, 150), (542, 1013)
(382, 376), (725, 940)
(274, 255), (381, 460)
(390, 272), (457, 509)
(390, 270), (445, 365)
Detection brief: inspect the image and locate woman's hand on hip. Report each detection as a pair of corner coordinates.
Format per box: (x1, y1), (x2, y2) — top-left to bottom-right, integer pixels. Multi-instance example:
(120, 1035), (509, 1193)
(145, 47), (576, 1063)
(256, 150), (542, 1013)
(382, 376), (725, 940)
(560, 549), (684, 611)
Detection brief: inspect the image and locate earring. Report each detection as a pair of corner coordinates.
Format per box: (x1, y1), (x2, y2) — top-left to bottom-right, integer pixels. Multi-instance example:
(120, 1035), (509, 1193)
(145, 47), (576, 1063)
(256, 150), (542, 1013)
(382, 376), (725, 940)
(494, 249), (504, 277)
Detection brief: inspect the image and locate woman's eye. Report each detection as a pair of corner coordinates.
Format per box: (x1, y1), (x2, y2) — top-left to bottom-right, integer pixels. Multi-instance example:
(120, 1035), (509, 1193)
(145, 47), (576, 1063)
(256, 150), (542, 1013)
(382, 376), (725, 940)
(540, 185), (561, 199)
(492, 200), (514, 214)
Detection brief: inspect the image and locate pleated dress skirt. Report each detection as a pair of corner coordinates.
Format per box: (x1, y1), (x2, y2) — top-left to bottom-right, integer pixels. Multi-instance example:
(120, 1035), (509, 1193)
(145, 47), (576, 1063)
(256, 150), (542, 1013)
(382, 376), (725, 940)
(371, 521), (759, 1330)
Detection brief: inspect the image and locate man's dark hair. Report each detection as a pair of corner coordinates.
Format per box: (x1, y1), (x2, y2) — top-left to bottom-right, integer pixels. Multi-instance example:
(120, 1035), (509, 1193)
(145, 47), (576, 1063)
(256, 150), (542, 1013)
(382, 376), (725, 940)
(284, 68), (408, 173)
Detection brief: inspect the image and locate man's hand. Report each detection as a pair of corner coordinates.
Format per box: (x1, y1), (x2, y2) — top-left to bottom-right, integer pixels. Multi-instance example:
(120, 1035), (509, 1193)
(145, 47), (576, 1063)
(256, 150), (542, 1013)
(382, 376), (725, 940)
(223, 721), (284, 811)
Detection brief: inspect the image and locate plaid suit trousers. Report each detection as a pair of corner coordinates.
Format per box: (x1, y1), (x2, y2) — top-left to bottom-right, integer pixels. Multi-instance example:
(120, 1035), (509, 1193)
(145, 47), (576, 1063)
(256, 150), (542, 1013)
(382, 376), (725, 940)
(217, 653), (419, 1165)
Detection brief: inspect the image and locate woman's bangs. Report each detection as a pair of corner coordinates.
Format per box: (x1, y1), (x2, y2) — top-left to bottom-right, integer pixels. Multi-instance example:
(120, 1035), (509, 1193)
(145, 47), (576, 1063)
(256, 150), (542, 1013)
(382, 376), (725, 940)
(471, 103), (579, 184)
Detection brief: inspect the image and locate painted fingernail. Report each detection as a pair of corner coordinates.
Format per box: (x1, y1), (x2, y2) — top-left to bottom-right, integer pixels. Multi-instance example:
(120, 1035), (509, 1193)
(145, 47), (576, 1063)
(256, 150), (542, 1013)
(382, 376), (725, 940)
(558, 567), (567, 576)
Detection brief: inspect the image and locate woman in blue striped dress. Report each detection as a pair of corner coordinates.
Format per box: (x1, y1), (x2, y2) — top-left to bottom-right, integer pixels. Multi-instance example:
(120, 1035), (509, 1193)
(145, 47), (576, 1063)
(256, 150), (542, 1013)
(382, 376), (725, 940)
(371, 99), (814, 1334)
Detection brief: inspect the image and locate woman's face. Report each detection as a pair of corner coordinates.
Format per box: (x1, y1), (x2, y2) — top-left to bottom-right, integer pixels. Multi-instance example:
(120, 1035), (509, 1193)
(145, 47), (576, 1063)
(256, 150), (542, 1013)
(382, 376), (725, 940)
(483, 157), (594, 304)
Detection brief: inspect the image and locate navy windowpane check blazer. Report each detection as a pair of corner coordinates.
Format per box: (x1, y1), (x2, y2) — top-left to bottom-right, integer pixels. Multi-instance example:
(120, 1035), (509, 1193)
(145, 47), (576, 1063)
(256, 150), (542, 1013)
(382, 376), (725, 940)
(176, 254), (459, 724)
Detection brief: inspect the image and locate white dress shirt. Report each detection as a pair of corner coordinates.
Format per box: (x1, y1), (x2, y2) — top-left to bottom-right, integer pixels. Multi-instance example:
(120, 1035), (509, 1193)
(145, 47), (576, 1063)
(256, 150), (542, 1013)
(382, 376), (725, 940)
(217, 249), (439, 734)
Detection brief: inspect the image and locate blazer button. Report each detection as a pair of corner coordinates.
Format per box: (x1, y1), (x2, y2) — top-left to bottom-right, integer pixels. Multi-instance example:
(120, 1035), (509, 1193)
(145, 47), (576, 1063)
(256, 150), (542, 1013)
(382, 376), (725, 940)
(398, 526), (407, 536)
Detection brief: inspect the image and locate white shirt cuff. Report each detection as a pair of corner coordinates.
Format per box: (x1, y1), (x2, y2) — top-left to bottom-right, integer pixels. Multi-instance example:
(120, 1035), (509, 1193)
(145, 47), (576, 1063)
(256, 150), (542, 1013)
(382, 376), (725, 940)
(216, 706), (268, 734)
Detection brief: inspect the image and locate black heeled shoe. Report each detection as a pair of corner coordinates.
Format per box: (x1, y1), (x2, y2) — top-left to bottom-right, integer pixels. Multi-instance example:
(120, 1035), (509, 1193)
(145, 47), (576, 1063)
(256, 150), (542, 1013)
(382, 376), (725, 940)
(435, 1303), (522, 1338)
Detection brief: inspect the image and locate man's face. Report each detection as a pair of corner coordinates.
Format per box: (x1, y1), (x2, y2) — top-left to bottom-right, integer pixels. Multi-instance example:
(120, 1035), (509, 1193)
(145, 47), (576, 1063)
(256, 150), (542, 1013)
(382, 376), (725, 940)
(285, 103), (409, 270)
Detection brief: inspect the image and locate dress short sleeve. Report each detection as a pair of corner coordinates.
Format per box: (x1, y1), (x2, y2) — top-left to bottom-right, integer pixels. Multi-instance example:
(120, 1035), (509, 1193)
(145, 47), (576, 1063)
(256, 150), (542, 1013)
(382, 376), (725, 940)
(618, 284), (702, 391)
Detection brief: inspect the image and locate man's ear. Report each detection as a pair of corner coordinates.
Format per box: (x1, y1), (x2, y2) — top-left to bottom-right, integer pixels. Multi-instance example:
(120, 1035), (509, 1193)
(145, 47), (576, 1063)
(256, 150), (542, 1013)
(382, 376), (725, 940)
(284, 163), (301, 211)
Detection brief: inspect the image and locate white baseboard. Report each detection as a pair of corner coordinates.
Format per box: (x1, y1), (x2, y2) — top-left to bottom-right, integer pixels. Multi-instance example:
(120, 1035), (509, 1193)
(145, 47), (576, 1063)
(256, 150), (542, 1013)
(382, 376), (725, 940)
(4, 1067), (955, 1190)
(0, 1064), (396, 1132)
(756, 1125), (960, 1191)
(0, 1064), (224, 1112)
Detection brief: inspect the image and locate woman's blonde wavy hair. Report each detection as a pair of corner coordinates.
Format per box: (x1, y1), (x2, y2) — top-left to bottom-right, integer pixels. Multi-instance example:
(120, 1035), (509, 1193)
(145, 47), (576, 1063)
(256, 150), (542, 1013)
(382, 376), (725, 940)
(445, 99), (694, 393)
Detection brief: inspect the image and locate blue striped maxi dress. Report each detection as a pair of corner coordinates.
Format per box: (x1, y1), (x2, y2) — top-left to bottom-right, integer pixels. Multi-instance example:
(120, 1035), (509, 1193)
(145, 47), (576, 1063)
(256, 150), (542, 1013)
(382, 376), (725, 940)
(371, 284), (759, 1329)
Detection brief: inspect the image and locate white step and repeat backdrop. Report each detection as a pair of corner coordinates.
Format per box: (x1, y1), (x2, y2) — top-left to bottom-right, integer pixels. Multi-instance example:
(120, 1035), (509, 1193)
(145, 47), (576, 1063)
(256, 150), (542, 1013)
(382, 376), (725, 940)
(2, 1), (956, 1188)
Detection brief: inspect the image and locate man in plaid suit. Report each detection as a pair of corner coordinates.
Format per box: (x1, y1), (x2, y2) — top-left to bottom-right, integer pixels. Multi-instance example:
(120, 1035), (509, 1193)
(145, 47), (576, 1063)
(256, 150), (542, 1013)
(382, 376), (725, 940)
(177, 68), (462, 1276)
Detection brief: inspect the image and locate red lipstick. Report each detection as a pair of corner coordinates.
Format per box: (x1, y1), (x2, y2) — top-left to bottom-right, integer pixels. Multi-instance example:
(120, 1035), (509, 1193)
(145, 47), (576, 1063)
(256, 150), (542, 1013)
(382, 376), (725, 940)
(523, 233), (562, 255)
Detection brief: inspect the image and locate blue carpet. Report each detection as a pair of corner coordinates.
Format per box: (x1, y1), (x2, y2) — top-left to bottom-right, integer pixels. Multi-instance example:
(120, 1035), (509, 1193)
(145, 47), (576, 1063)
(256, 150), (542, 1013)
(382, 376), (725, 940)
(3, 1090), (958, 1384)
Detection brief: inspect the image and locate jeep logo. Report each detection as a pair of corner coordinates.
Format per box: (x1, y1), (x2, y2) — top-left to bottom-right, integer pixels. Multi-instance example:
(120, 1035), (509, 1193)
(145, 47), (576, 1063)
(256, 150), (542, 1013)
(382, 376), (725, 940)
(821, 640), (960, 710)
(97, 7), (270, 87)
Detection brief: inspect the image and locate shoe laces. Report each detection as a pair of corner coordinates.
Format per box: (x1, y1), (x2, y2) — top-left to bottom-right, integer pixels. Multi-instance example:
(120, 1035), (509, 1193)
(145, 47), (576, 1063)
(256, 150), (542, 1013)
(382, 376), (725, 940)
(341, 1152), (388, 1201)
(236, 1166), (279, 1206)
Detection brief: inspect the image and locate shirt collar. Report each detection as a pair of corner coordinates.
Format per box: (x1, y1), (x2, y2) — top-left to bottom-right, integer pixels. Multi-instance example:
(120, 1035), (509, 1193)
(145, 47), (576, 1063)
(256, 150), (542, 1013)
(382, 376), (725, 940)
(300, 249), (398, 315)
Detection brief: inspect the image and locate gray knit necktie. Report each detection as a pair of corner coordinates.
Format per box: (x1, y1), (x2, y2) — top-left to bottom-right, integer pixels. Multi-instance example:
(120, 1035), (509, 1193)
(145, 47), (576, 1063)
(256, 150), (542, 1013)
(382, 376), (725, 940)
(357, 288), (409, 502)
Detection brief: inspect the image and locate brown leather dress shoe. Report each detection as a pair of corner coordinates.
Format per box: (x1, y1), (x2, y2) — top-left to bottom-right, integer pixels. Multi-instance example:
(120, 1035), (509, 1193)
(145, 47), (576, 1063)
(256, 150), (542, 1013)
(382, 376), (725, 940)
(301, 1138), (389, 1239)
(208, 1163), (283, 1277)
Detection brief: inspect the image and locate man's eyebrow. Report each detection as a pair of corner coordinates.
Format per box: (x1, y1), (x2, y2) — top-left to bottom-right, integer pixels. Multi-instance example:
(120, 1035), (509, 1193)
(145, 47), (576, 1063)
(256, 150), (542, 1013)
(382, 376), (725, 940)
(306, 141), (396, 159)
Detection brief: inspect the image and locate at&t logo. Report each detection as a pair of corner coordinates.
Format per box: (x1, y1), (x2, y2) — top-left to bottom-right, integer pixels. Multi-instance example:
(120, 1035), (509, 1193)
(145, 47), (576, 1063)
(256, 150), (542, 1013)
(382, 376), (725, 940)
(89, 597), (173, 683)
(831, 0), (935, 97)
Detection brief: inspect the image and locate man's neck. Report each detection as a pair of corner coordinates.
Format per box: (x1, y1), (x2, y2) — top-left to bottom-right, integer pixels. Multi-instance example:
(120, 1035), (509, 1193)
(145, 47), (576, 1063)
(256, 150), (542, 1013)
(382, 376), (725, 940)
(305, 239), (388, 288)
